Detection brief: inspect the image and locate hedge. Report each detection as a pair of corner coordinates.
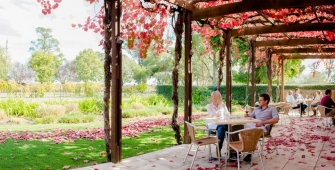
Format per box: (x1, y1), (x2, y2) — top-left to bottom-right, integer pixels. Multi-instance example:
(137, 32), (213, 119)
(156, 84), (335, 106)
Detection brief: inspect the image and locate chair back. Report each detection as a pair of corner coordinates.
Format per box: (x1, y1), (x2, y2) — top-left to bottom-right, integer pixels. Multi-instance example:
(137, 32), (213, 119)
(318, 105), (326, 117)
(240, 128), (264, 152)
(185, 121), (197, 143)
(282, 103), (291, 115)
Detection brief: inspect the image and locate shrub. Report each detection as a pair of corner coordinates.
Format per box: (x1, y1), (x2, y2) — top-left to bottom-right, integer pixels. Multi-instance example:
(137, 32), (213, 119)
(7, 117), (23, 124)
(192, 86), (211, 105)
(75, 84), (82, 96)
(0, 109), (6, 120)
(58, 114), (81, 124)
(131, 102), (145, 110)
(122, 108), (158, 118)
(36, 105), (66, 118)
(123, 86), (135, 96)
(147, 94), (171, 106)
(78, 98), (103, 114)
(155, 107), (173, 115)
(81, 114), (96, 123)
(0, 99), (39, 118)
(231, 105), (239, 112)
(65, 103), (79, 113)
(35, 115), (57, 124)
(135, 83), (148, 93)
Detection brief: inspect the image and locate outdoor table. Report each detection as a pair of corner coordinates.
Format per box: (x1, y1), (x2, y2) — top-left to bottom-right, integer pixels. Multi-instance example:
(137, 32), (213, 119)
(202, 116), (261, 163)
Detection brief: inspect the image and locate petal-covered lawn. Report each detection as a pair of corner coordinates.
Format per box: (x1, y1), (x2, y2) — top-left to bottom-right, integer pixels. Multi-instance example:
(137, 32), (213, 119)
(0, 115), (205, 169)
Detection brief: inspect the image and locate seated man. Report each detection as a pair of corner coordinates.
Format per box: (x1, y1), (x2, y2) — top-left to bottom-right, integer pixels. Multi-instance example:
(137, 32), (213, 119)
(320, 89), (335, 125)
(293, 88), (308, 116)
(243, 93), (279, 162)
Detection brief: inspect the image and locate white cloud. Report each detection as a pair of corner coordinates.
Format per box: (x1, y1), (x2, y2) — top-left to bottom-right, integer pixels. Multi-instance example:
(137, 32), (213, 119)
(0, 0), (103, 63)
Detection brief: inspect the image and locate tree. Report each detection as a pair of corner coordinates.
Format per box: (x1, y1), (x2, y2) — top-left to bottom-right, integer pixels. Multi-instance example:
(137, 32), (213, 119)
(8, 62), (35, 84)
(75, 49), (103, 82)
(57, 60), (79, 83)
(29, 51), (61, 83)
(0, 45), (11, 80)
(287, 71), (328, 84)
(122, 55), (137, 84)
(29, 27), (63, 59)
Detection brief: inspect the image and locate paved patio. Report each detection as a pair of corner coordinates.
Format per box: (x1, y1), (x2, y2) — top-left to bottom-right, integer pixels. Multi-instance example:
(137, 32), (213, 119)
(75, 115), (335, 170)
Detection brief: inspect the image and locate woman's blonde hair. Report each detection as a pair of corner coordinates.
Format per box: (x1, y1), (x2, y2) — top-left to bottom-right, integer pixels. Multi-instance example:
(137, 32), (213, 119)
(211, 91), (223, 105)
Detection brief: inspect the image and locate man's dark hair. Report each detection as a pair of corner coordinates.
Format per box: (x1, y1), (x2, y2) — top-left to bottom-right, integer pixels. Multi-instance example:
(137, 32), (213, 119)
(325, 89), (332, 95)
(259, 93), (270, 104)
(295, 88), (299, 92)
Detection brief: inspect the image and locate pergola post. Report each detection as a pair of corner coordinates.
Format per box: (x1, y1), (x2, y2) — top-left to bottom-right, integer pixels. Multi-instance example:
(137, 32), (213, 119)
(281, 58), (285, 102)
(225, 29), (232, 111)
(110, 0), (122, 163)
(266, 49), (272, 100)
(250, 40), (256, 106)
(184, 10), (192, 144)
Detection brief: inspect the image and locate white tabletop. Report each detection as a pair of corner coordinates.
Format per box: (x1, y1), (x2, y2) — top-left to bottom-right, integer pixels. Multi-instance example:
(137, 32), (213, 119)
(203, 116), (261, 125)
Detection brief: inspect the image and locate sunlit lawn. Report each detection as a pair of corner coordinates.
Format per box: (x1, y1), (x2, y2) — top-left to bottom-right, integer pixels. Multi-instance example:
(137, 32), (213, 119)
(0, 120), (207, 170)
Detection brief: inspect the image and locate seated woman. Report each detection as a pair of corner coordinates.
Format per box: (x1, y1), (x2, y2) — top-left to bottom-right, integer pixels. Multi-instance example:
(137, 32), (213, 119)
(206, 90), (229, 157)
(311, 90), (323, 117)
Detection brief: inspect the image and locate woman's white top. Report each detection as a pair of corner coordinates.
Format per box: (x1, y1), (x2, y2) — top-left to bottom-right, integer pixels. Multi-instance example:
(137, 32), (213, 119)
(315, 94), (323, 101)
(286, 95), (298, 107)
(206, 103), (230, 130)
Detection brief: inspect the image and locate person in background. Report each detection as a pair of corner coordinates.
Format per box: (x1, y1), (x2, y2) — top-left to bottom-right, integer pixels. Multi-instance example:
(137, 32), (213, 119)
(320, 89), (335, 125)
(206, 90), (229, 157)
(286, 91), (298, 108)
(310, 90), (323, 117)
(243, 93), (279, 162)
(293, 88), (308, 116)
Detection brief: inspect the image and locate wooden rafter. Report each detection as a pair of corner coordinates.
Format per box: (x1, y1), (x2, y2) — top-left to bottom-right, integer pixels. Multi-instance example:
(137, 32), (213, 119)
(191, 0), (335, 21)
(231, 23), (335, 37)
(255, 38), (335, 47)
(272, 48), (335, 54)
(282, 55), (335, 59)
(256, 11), (291, 39)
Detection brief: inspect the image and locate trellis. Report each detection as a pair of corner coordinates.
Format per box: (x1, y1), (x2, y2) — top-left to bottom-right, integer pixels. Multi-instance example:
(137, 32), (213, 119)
(104, 0), (335, 163)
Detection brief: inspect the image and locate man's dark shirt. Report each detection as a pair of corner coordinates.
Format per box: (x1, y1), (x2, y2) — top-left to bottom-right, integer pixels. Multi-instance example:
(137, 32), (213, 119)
(320, 96), (335, 114)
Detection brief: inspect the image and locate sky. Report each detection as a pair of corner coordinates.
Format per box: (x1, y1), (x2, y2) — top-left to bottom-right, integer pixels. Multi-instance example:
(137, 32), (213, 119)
(0, 0), (103, 63)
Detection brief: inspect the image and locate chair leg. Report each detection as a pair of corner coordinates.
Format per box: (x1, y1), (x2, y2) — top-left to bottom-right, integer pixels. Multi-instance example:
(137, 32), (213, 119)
(190, 146), (199, 170)
(258, 151), (265, 170)
(216, 144), (220, 163)
(271, 137), (279, 155)
(183, 144), (193, 163)
(237, 151), (240, 170)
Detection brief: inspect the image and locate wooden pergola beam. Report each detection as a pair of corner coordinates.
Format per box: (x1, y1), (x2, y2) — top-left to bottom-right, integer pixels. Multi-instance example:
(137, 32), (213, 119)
(272, 48), (335, 54)
(232, 23), (335, 37)
(256, 38), (335, 47)
(282, 55), (335, 59)
(191, 0), (335, 21)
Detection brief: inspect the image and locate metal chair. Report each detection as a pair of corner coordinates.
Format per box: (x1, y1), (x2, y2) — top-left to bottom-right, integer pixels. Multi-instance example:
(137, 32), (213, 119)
(224, 128), (265, 170)
(278, 103), (292, 125)
(183, 121), (220, 169)
(317, 105), (334, 129)
(259, 124), (279, 155)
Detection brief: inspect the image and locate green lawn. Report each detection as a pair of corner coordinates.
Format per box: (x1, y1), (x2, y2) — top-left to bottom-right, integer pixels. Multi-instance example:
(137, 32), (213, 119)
(0, 120), (206, 170)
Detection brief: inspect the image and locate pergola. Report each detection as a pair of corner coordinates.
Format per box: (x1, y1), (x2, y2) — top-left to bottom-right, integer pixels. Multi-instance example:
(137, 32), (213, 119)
(103, 0), (335, 163)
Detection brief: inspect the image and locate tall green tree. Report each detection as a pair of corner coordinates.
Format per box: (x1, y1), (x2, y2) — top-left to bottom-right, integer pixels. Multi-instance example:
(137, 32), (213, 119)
(29, 27), (63, 59)
(0, 46), (11, 80)
(75, 49), (103, 82)
(29, 51), (61, 83)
